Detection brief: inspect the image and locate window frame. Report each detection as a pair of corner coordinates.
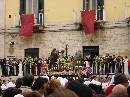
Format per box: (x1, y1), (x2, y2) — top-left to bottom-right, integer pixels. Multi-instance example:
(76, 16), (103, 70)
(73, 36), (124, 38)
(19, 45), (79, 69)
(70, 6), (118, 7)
(83, 0), (105, 21)
(19, 0), (44, 26)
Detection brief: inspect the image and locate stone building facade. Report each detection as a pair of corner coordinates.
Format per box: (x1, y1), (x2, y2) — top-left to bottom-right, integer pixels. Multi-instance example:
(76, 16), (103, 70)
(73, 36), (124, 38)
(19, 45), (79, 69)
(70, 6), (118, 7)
(0, 0), (130, 58)
(0, 21), (129, 59)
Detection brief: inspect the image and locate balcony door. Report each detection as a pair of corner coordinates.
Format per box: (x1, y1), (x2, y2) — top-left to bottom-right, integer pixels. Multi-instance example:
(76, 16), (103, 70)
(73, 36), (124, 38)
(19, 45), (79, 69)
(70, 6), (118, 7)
(83, 0), (104, 20)
(83, 46), (99, 59)
(20, 0), (44, 25)
(24, 48), (39, 58)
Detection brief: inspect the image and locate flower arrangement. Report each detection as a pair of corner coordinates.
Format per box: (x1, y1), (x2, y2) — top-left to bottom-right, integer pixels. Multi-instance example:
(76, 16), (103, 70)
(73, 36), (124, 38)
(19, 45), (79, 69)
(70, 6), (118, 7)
(24, 56), (34, 66)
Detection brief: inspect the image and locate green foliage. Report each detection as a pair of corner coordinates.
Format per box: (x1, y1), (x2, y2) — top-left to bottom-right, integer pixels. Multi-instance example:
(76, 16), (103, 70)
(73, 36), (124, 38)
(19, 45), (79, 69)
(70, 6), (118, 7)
(24, 56), (34, 65)
(73, 51), (82, 66)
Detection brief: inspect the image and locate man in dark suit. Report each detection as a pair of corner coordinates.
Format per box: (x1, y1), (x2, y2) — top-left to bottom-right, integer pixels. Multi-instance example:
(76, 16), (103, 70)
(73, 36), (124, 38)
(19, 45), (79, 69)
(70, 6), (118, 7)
(1, 58), (8, 77)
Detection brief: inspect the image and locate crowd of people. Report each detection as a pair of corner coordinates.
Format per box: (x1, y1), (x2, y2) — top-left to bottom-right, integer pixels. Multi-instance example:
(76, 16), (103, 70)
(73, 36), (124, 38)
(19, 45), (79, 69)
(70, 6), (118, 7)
(0, 52), (130, 77)
(87, 54), (129, 75)
(0, 73), (129, 97)
(0, 49), (129, 97)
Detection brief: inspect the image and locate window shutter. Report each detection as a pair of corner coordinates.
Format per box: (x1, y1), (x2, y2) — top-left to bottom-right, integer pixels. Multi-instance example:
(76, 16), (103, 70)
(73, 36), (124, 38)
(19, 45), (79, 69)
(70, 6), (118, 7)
(38, 0), (43, 12)
(97, 0), (104, 6)
(83, 0), (89, 10)
(14, 15), (20, 27)
(20, 0), (26, 14)
(27, 0), (33, 14)
(83, 0), (85, 10)
(33, 0), (38, 24)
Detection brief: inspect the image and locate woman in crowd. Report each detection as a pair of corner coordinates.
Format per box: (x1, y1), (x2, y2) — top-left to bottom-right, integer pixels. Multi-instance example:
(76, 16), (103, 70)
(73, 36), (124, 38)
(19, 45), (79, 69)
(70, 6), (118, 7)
(23, 91), (42, 97)
(32, 77), (48, 97)
(20, 74), (34, 93)
(14, 92), (42, 97)
(15, 78), (22, 89)
(46, 79), (61, 96)
(2, 87), (22, 97)
(67, 80), (94, 97)
(18, 59), (23, 77)
(47, 88), (78, 97)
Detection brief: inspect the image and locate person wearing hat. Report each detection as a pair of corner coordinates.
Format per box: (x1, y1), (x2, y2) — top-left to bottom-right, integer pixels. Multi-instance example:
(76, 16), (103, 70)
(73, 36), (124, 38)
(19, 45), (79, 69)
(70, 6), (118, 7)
(105, 73), (128, 96)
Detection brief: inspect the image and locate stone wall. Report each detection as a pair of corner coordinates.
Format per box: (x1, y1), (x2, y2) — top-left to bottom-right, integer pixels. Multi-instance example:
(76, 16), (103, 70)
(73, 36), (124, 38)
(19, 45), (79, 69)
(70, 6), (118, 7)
(0, 21), (130, 58)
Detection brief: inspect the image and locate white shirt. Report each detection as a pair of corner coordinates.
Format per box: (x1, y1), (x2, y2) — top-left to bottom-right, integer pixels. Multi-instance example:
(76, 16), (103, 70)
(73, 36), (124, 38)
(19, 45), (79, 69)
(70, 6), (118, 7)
(84, 81), (91, 85)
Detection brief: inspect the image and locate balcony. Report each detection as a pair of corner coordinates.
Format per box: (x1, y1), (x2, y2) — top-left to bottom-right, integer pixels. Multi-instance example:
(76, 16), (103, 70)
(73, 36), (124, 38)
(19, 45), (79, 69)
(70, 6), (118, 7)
(14, 13), (44, 32)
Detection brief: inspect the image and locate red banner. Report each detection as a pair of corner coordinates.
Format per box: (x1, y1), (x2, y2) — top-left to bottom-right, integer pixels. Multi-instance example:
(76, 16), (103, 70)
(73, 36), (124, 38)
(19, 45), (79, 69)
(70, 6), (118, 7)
(19, 14), (34, 37)
(81, 10), (95, 34)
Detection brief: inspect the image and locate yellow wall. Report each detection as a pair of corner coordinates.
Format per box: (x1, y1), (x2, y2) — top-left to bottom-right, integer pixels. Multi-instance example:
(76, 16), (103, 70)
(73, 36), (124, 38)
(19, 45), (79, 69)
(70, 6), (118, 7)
(44, 0), (82, 24)
(5, 0), (130, 26)
(125, 0), (130, 18)
(5, 0), (19, 27)
(45, 0), (130, 23)
(105, 0), (130, 21)
(0, 0), (5, 28)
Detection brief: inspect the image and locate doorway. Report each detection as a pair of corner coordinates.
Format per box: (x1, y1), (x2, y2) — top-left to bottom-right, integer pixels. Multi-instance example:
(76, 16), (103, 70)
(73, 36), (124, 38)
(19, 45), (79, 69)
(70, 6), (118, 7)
(24, 48), (39, 58)
(83, 46), (99, 59)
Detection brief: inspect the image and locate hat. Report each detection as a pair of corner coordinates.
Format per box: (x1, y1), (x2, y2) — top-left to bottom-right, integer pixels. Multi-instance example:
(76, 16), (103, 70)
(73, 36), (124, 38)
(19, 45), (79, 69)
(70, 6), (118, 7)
(114, 73), (128, 85)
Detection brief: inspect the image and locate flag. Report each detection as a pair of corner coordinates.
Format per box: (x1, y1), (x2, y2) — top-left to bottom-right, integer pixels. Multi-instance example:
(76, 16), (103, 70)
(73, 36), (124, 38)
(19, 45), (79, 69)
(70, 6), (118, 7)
(81, 10), (95, 34)
(19, 14), (34, 37)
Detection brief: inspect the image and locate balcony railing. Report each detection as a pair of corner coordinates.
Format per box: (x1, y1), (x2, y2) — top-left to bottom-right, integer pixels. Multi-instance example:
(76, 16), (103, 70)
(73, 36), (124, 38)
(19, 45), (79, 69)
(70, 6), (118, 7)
(14, 13), (44, 27)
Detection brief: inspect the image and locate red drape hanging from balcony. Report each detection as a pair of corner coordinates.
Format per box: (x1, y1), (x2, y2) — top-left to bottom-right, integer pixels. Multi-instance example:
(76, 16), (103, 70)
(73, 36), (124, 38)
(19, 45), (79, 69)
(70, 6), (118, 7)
(81, 10), (95, 34)
(19, 14), (34, 37)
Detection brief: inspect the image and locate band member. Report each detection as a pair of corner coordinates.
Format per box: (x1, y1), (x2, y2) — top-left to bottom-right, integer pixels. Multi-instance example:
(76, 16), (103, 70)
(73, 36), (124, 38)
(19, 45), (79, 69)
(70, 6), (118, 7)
(37, 58), (42, 75)
(92, 55), (97, 75)
(108, 56), (113, 73)
(104, 57), (109, 75)
(124, 56), (128, 74)
(41, 59), (48, 75)
(9, 59), (14, 76)
(1, 59), (8, 77)
(115, 56), (120, 73)
(18, 59), (23, 77)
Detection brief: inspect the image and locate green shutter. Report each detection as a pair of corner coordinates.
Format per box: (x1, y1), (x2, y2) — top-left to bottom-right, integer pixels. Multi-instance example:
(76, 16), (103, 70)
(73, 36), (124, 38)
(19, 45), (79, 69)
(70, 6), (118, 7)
(83, 0), (85, 10)
(38, 0), (43, 12)
(20, 0), (26, 14)
(97, 0), (104, 6)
